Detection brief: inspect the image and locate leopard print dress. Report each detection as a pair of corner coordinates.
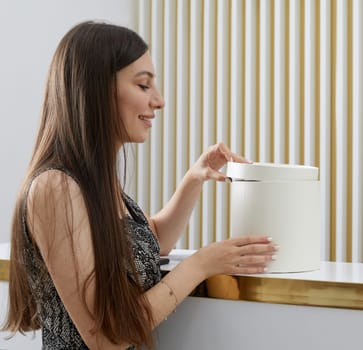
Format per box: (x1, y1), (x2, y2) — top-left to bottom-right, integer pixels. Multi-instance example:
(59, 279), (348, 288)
(22, 168), (161, 349)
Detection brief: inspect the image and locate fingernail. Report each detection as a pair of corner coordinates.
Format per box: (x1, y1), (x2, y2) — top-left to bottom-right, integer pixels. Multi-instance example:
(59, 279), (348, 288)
(271, 255), (277, 261)
(274, 245), (280, 251)
(267, 237), (273, 242)
(225, 177), (232, 183)
(263, 267), (269, 273)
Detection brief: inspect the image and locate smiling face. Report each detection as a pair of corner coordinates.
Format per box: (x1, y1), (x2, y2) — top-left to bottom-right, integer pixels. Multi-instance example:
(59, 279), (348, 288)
(116, 51), (164, 144)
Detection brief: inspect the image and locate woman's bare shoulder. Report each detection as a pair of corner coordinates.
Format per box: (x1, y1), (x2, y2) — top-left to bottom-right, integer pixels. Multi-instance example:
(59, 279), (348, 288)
(28, 169), (82, 205)
(26, 169), (87, 238)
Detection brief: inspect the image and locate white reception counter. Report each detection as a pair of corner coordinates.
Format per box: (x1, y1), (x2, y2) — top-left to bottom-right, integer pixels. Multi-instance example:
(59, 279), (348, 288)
(156, 249), (363, 349)
(1, 245), (363, 349)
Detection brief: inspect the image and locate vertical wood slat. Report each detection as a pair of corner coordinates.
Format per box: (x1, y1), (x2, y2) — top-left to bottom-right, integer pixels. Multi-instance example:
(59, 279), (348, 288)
(288, 0), (301, 164)
(259, 0), (272, 163)
(320, 0), (331, 261)
(314, 1), (321, 174)
(330, 0), (337, 261)
(230, 0), (243, 158)
(346, 0), (353, 262)
(162, 0), (176, 208)
(136, 0), (151, 214)
(299, 1), (305, 164)
(229, 0), (244, 237)
(201, 0), (216, 246)
(215, 0), (230, 242)
(352, 0), (363, 262)
(135, 0), (363, 260)
(188, 0), (202, 249)
(149, 0), (163, 216)
(175, 0), (189, 248)
(335, 0), (348, 261)
(245, 0), (257, 161)
(274, 0), (286, 164)
(304, 0), (315, 166)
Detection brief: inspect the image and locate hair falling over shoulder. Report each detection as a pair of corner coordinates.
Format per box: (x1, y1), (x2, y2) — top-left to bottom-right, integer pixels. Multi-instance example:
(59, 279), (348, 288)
(3, 21), (154, 349)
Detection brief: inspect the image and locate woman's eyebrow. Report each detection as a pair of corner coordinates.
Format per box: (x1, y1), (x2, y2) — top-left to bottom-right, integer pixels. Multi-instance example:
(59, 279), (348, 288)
(134, 70), (154, 78)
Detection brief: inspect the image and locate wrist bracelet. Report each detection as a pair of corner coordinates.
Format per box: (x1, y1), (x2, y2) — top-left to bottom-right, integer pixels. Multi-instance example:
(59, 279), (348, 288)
(160, 279), (178, 313)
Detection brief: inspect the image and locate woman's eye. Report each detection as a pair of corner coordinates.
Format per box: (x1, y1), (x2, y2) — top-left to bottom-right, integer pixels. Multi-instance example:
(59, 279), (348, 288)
(138, 84), (149, 91)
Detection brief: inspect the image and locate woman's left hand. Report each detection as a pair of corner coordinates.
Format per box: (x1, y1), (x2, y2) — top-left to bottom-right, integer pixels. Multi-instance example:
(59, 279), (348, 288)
(188, 142), (251, 183)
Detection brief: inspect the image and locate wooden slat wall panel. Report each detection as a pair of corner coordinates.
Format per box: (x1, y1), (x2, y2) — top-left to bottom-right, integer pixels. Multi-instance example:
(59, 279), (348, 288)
(133, 0), (363, 262)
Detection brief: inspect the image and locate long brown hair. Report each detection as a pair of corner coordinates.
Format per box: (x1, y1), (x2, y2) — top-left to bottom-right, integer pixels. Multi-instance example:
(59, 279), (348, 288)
(3, 21), (154, 348)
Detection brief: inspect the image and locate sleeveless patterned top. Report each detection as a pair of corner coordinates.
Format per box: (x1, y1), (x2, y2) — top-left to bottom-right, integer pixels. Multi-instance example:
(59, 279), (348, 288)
(22, 169), (161, 349)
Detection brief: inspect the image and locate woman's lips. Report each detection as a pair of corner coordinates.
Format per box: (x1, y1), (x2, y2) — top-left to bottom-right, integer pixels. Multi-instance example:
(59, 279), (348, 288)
(139, 115), (154, 128)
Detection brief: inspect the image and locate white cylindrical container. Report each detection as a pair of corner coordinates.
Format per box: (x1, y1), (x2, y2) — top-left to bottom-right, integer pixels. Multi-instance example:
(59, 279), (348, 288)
(226, 162), (321, 273)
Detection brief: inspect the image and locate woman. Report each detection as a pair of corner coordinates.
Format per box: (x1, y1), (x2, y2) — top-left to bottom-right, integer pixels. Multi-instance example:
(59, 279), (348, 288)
(3, 21), (277, 349)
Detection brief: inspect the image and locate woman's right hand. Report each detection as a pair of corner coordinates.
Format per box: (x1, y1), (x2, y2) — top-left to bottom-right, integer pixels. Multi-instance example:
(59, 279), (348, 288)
(147, 235), (277, 327)
(190, 236), (277, 279)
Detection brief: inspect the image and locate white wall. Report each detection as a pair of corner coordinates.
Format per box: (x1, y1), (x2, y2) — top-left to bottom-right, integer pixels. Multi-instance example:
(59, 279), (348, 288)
(0, 0), (137, 243)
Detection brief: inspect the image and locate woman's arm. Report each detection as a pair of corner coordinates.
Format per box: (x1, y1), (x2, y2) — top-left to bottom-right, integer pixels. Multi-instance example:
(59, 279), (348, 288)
(147, 171), (203, 255)
(149, 142), (250, 255)
(28, 170), (130, 350)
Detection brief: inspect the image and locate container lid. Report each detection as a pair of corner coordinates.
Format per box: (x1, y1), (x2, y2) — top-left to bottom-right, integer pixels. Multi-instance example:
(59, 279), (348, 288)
(226, 162), (319, 181)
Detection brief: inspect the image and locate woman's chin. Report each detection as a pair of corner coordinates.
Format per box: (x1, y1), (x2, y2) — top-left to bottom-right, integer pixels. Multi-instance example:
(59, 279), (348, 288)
(130, 133), (150, 143)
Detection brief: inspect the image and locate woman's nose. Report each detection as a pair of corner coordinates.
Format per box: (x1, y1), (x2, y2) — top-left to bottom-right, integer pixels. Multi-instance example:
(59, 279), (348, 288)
(151, 88), (165, 110)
